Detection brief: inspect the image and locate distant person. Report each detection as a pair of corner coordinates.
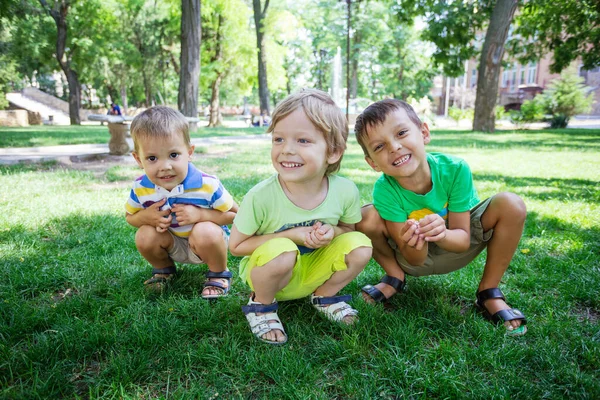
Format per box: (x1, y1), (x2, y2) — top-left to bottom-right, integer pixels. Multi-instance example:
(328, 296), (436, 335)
(125, 106), (238, 297)
(109, 103), (122, 116)
(355, 99), (528, 336)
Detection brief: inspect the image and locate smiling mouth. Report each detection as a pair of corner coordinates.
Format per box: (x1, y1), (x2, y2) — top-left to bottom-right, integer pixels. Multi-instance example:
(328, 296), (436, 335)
(159, 175), (176, 180)
(392, 154), (410, 166)
(281, 162), (303, 168)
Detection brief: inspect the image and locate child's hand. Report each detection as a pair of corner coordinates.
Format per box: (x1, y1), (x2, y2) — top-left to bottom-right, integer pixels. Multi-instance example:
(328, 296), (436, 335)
(287, 226), (315, 245)
(172, 204), (205, 226)
(143, 199), (172, 233)
(417, 214), (447, 242)
(400, 219), (426, 250)
(305, 222), (334, 249)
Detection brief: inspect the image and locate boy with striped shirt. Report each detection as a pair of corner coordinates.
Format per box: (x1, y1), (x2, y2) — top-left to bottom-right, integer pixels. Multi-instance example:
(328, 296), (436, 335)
(125, 106), (238, 297)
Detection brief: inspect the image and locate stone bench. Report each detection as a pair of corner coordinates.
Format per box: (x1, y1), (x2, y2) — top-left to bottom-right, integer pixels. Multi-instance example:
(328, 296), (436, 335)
(87, 114), (200, 156)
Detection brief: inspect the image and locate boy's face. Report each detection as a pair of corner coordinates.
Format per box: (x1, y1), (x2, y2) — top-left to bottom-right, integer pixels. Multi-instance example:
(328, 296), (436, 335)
(271, 108), (341, 186)
(132, 133), (195, 191)
(364, 108), (431, 179)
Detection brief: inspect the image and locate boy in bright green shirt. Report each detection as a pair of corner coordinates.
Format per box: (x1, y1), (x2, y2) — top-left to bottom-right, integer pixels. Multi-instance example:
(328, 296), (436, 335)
(355, 99), (528, 336)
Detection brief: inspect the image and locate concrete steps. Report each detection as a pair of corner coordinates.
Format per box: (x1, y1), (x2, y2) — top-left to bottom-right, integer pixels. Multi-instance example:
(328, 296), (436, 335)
(6, 92), (71, 125)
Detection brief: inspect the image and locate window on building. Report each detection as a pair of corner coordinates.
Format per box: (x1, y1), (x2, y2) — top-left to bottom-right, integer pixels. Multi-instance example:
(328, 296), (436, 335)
(527, 62), (537, 84)
(510, 69), (518, 91)
(502, 70), (509, 88)
(471, 68), (478, 87)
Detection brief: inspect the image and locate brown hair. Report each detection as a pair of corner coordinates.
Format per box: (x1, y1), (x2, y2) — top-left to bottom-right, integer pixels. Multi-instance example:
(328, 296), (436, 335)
(130, 106), (191, 153)
(267, 88), (348, 175)
(354, 99), (422, 156)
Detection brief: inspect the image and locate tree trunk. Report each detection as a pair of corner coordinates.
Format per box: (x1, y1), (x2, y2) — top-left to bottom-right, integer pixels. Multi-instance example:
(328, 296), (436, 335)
(350, 30), (361, 99)
(208, 13), (224, 127)
(39, 0), (81, 125)
(120, 85), (128, 114)
(142, 68), (153, 107)
(179, 0), (201, 130)
(473, 0), (518, 132)
(253, 0), (270, 116)
(208, 74), (223, 127)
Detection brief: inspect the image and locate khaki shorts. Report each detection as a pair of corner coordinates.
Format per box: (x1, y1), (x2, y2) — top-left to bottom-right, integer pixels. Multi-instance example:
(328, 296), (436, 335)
(390, 197), (493, 277)
(168, 229), (229, 264)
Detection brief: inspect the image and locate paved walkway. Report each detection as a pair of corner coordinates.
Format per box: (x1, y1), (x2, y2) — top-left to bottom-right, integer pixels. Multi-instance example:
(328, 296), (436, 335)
(2, 115), (599, 165)
(0, 134), (270, 165)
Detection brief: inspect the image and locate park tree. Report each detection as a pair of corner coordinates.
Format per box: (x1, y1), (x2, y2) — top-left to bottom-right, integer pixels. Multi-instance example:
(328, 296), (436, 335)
(201, 0), (254, 126)
(38, 0), (83, 124)
(415, 0), (516, 132)
(252, 0), (270, 115)
(179, 0), (201, 125)
(472, 0), (518, 132)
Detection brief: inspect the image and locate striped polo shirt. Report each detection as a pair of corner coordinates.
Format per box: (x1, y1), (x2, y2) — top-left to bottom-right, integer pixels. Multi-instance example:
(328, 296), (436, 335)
(125, 163), (234, 237)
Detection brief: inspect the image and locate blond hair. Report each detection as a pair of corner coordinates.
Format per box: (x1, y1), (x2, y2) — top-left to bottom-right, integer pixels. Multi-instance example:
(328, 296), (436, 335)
(130, 106), (191, 153)
(267, 88), (348, 175)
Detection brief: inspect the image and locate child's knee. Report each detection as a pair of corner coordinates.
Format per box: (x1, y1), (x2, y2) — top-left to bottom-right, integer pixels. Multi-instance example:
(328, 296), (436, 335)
(189, 222), (225, 249)
(253, 250), (297, 277)
(496, 192), (527, 221)
(135, 225), (171, 252)
(345, 245), (372, 269)
(357, 205), (385, 236)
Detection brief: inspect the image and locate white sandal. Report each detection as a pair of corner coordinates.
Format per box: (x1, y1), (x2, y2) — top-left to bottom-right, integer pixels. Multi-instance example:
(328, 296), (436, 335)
(242, 297), (288, 345)
(310, 293), (358, 324)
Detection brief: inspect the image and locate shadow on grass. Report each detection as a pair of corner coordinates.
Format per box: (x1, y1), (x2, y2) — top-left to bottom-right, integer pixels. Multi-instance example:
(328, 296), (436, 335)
(428, 128), (600, 151)
(473, 174), (600, 202)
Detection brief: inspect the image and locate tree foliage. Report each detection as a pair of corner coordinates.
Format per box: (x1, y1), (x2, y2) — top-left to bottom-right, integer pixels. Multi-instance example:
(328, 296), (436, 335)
(511, 0), (600, 73)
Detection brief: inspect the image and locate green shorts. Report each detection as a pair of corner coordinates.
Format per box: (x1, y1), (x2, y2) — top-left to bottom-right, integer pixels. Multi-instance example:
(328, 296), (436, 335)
(390, 197), (493, 277)
(238, 231), (372, 301)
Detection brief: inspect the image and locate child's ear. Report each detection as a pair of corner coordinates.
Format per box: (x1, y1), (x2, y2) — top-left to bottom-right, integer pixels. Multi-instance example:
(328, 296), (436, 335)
(421, 122), (431, 145)
(365, 156), (381, 172)
(131, 151), (144, 169)
(327, 149), (343, 165)
(188, 145), (195, 160)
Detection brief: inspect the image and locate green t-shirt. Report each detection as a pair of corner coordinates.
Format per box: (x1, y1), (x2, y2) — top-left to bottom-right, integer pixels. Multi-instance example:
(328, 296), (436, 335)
(234, 174), (362, 253)
(373, 152), (479, 223)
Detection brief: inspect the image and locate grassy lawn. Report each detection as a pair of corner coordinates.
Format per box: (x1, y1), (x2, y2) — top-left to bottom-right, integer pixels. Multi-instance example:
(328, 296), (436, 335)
(0, 124), (266, 148)
(1, 128), (599, 398)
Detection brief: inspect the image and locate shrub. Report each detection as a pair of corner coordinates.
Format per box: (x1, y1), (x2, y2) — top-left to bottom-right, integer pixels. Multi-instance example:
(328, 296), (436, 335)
(495, 105), (508, 122)
(510, 98), (546, 129)
(539, 67), (594, 129)
(448, 106), (474, 126)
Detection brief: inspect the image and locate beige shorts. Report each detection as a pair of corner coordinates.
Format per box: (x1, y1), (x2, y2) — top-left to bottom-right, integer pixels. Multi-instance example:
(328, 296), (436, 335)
(167, 229), (229, 264)
(390, 197), (493, 277)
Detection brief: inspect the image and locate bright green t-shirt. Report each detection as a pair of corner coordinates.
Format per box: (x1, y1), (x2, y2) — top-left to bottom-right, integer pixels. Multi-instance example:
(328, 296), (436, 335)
(373, 152), (479, 223)
(234, 174), (362, 253)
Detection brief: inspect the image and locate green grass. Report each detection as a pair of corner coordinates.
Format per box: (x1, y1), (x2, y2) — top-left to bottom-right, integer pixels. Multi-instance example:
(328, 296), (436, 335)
(1, 128), (599, 398)
(0, 125), (266, 148)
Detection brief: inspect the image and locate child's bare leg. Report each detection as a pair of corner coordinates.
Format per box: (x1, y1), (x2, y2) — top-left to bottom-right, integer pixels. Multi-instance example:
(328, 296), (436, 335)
(189, 222), (229, 296)
(313, 246), (372, 323)
(478, 192), (527, 329)
(250, 251), (297, 343)
(357, 205), (406, 302)
(135, 225), (175, 282)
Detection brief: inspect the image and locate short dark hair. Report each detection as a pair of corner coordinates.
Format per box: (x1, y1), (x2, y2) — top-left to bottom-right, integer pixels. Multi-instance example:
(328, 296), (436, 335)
(130, 106), (191, 153)
(354, 99), (422, 156)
